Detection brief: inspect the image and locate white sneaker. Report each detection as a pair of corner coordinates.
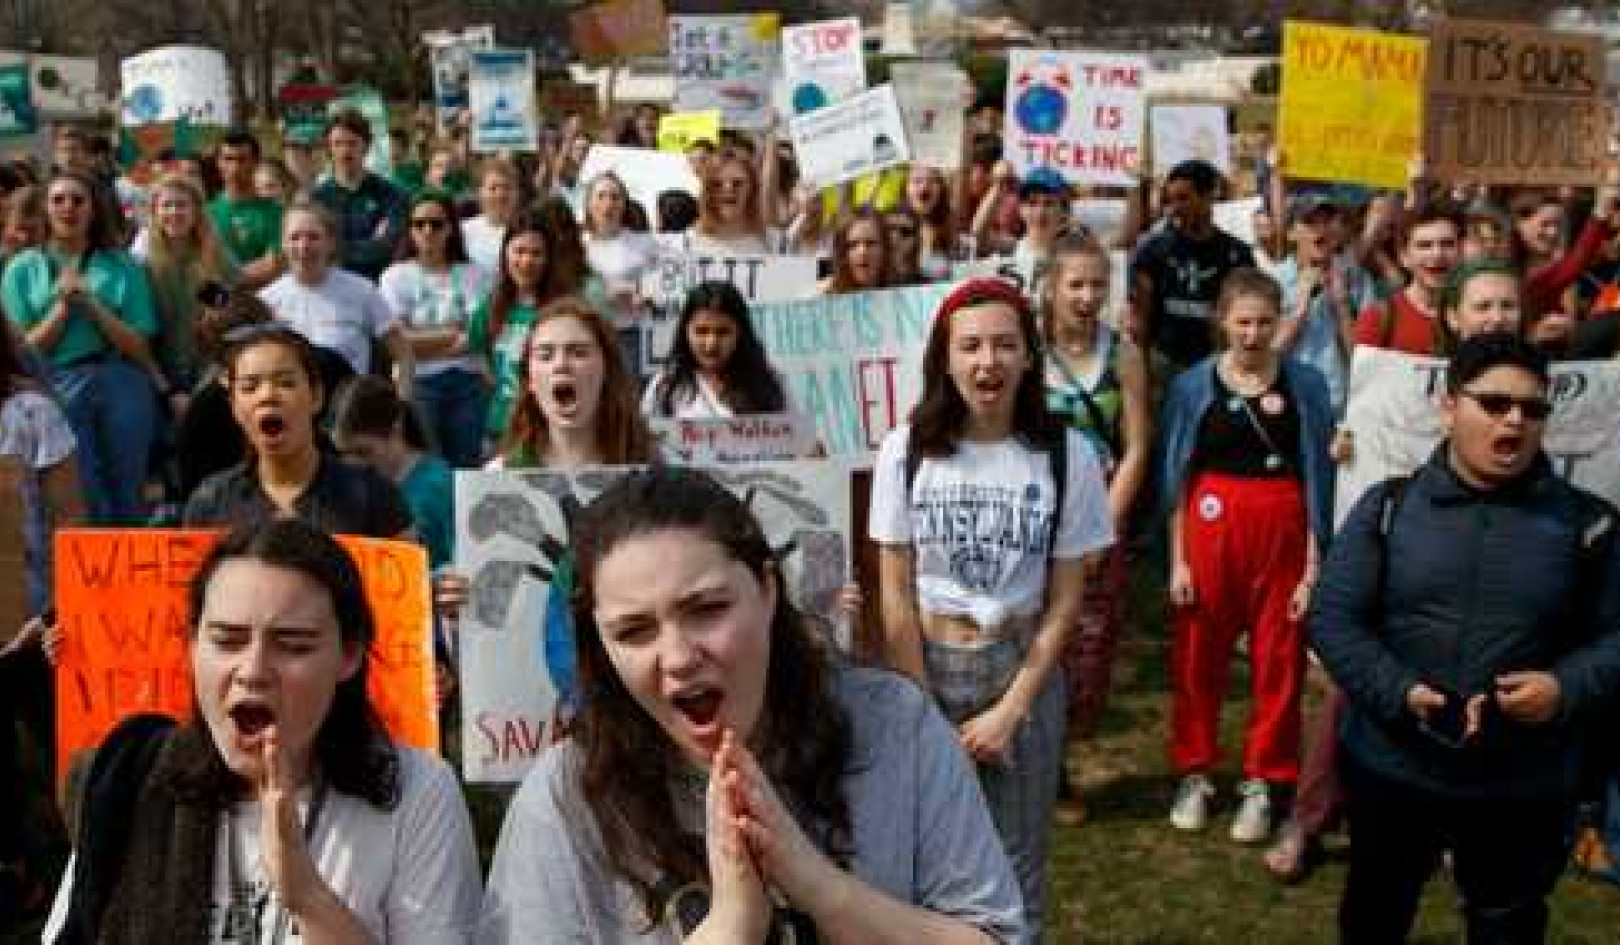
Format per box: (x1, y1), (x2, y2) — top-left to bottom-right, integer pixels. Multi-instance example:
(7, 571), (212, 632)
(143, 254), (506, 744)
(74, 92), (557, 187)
(1169, 774), (1216, 831)
(1229, 779), (1273, 844)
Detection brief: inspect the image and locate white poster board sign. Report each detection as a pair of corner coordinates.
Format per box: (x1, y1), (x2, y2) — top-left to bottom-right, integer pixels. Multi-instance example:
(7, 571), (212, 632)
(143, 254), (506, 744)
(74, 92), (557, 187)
(1003, 49), (1147, 188)
(669, 14), (780, 130)
(469, 49), (538, 152)
(640, 251), (821, 369)
(120, 46), (232, 127)
(456, 463), (853, 782)
(782, 18), (866, 114)
(1336, 347), (1620, 525)
(789, 84), (911, 190)
(578, 145), (702, 219)
(651, 414), (818, 463)
(890, 61), (968, 171)
(1150, 104), (1232, 173)
(426, 25), (495, 134)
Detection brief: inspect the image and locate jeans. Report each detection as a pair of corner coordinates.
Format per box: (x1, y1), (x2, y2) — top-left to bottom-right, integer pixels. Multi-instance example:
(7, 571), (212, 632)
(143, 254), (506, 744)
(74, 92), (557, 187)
(53, 357), (157, 525)
(1339, 753), (1571, 945)
(412, 368), (490, 469)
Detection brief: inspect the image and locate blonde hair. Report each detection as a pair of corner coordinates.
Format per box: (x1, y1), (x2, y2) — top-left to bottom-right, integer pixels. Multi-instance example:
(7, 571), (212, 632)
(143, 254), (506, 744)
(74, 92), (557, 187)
(145, 173), (232, 284)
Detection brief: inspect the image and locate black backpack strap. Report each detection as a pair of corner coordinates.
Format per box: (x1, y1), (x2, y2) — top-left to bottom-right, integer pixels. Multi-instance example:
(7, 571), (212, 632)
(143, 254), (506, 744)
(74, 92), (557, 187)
(1372, 475), (1411, 613)
(60, 713), (177, 945)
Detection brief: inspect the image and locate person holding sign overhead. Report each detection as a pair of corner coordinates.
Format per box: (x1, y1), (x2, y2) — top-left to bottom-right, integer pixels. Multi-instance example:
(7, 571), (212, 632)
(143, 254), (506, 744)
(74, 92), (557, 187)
(42, 518), (482, 944)
(481, 467), (1024, 943)
(642, 281), (789, 421)
(1156, 268), (1334, 845)
(871, 277), (1114, 940)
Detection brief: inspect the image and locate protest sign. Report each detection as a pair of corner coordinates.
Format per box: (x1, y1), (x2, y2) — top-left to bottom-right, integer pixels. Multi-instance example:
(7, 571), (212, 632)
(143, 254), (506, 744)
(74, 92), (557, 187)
(53, 531), (437, 778)
(425, 25), (495, 134)
(954, 252), (1130, 328)
(577, 145), (701, 220)
(651, 414), (818, 463)
(1214, 195), (1263, 249)
(782, 18), (866, 114)
(640, 251), (820, 369)
(1425, 18), (1609, 187)
(751, 284), (951, 459)
(1151, 104), (1232, 174)
(0, 64), (37, 138)
(1336, 348), (1620, 525)
(571, 0), (669, 65)
(331, 87), (392, 177)
(657, 110), (721, 153)
(0, 459), (24, 647)
(120, 46), (232, 128)
(1073, 198), (1128, 247)
(278, 82), (338, 146)
(1003, 49), (1148, 189)
(669, 14), (780, 130)
(470, 49), (538, 153)
(890, 61), (968, 171)
(456, 463), (852, 782)
(789, 84), (911, 190)
(1279, 21), (1426, 190)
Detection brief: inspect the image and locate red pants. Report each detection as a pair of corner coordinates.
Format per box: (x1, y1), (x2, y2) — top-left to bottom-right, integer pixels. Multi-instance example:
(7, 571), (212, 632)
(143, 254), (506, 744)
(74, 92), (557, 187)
(1170, 473), (1308, 783)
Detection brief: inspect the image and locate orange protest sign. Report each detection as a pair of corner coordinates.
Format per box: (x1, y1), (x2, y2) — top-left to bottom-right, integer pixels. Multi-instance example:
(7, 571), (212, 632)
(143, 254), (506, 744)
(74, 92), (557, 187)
(53, 530), (437, 779)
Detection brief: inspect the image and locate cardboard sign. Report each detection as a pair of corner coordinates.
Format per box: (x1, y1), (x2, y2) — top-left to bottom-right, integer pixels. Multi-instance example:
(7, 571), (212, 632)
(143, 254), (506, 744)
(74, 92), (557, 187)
(577, 145), (701, 221)
(751, 284), (952, 459)
(1279, 21), (1427, 189)
(1151, 104), (1232, 174)
(789, 84), (912, 190)
(53, 532), (438, 778)
(1336, 348), (1620, 524)
(669, 14), (781, 131)
(1003, 49), (1148, 189)
(1425, 18), (1609, 187)
(651, 414), (818, 463)
(657, 111), (722, 153)
(890, 61), (969, 171)
(571, 0), (670, 65)
(425, 25), (495, 133)
(470, 49), (538, 153)
(120, 46), (232, 128)
(0, 64), (37, 137)
(782, 18), (866, 114)
(278, 82), (338, 146)
(456, 464), (852, 782)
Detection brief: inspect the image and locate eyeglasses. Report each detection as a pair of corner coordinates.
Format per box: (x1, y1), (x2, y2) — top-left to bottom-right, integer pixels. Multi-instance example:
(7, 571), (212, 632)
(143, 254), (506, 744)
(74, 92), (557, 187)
(1460, 389), (1552, 421)
(411, 217), (450, 231)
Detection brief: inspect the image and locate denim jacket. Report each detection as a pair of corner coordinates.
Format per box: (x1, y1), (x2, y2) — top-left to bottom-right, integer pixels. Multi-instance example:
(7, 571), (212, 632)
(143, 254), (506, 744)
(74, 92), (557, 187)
(1154, 356), (1336, 552)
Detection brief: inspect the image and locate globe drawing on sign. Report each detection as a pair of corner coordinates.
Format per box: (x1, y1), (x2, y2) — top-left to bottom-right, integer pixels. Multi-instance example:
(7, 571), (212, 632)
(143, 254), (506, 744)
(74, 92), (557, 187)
(124, 84), (165, 124)
(792, 82), (829, 114)
(1011, 61), (1073, 136)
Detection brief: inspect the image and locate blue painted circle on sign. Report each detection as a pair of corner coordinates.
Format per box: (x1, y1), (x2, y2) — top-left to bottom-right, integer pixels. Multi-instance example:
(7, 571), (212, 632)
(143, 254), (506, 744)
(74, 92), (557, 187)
(125, 84), (165, 123)
(1014, 84), (1066, 136)
(792, 82), (829, 114)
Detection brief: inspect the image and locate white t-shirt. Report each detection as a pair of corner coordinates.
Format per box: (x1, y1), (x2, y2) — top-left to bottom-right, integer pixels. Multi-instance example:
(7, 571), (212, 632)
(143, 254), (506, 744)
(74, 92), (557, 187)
(869, 425), (1114, 628)
(639, 371), (733, 420)
(685, 227), (784, 257)
(377, 261), (492, 376)
(44, 747), (482, 945)
(261, 269), (398, 374)
(584, 230), (657, 290)
(461, 215), (506, 273)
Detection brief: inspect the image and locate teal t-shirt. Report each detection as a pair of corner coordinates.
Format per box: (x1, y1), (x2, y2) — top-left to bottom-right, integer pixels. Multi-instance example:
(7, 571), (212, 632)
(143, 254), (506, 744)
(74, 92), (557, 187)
(1, 247), (159, 366)
(400, 453), (454, 569)
(467, 297), (541, 439)
(208, 194), (284, 264)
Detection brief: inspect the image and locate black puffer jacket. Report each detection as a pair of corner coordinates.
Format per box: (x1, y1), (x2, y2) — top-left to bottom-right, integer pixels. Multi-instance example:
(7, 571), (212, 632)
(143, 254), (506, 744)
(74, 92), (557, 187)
(1311, 447), (1620, 801)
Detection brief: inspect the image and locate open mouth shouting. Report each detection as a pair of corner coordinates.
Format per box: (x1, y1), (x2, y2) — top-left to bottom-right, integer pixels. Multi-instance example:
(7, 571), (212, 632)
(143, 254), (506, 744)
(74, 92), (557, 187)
(226, 697), (277, 754)
(548, 378), (581, 421)
(1487, 431), (1526, 470)
(670, 684), (727, 753)
(254, 409), (289, 447)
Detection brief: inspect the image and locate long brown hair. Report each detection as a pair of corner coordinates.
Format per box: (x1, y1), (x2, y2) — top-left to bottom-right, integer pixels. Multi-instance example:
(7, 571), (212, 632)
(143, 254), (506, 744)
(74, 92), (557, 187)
(501, 297), (655, 465)
(569, 467), (854, 927)
(825, 209), (893, 295)
(909, 277), (1063, 458)
(695, 154), (765, 239)
(484, 210), (563, 357)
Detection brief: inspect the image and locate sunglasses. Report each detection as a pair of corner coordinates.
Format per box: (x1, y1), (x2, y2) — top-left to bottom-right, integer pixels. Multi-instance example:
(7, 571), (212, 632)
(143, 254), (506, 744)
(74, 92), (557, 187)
(412, 217), (450, 231)
(1461, 389), (1552, 421)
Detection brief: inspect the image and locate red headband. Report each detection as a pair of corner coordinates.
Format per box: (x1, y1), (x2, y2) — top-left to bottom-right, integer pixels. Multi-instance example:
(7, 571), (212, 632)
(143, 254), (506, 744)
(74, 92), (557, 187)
(935, 276), (1035, 323)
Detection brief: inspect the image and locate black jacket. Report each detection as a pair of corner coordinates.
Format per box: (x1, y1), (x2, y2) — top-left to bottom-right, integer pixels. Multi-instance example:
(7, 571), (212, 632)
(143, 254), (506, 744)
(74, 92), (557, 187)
(1310, 447), (1620, 800)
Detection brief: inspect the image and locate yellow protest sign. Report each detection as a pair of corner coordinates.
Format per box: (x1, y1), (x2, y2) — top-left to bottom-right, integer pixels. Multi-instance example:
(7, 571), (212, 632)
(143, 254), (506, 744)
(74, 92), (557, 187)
(1279, 21), (1427, 189)
(657, 111), (721, 152)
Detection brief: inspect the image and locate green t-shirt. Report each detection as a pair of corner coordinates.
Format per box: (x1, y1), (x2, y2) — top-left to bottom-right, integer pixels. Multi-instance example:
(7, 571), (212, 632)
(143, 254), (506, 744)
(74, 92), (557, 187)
(466, 296), (541, 438)
(208, 194), (284, 264)
(400, 453), (454, 570)
(0, 247), (159, 366)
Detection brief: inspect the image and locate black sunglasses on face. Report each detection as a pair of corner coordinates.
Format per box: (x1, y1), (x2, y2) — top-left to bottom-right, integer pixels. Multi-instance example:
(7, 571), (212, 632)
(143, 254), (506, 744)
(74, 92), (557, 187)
(1460, 389), (1552, 421)
(412, 217), (450, 231)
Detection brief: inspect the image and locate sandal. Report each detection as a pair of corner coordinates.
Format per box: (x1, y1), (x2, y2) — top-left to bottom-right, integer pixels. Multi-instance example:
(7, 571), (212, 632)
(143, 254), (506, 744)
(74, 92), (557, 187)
(1262, 821), (1320, 885)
